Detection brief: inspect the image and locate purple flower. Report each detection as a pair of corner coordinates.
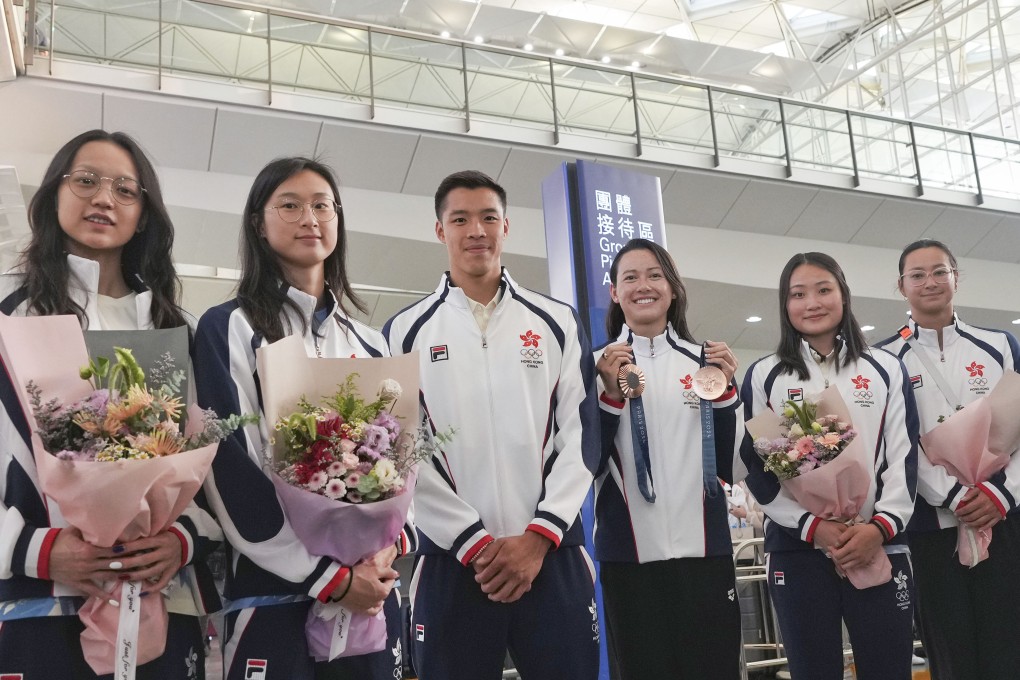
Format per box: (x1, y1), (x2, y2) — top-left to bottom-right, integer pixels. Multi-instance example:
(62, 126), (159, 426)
(357, 461), (374, 474)
(358, 446), (381, 461)
(363, 425), (390, 451)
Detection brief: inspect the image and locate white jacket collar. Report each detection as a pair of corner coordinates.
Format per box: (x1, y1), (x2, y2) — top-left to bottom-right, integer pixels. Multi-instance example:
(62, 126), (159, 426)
(67, 254), (154, 330)
(908, 314), (961, 349)
(440, 268), (516, 311)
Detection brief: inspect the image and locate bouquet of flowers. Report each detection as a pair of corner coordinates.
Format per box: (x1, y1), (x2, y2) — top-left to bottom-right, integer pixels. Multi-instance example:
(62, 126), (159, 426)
(753, 399), (858, 480)
(256, 336), (437, 662)
(746, 386), (891, 589)
(0, 315), (252, 680)
(275, 375), (419, 505)
(919, 371), (1020, 567)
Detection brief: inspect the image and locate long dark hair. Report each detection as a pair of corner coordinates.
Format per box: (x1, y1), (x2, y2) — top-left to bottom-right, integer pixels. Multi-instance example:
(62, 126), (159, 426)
(237, 157), (366, 343)
(776, 252), (867, 380)
(22, 129), (186, 329)
(605, 239), (695, 342)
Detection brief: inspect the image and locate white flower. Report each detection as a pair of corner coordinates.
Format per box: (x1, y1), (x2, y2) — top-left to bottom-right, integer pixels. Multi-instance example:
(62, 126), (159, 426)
(378, 379), (402, 402)
(327, 461), (346, 476)
(324, 478), (347, 500)
(306, 471), (328, 490)
(372, 458), (401, 490)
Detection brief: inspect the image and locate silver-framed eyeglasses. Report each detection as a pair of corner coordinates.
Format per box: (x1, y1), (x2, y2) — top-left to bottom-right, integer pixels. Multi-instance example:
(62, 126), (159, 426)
(63, 170), (145, 205)
(900, 267), (955, 287)
(267, 199), (339, 223)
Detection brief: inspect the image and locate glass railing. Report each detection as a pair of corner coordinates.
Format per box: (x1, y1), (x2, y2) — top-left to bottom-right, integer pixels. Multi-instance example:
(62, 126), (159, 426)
(27, 0), (1020, 206)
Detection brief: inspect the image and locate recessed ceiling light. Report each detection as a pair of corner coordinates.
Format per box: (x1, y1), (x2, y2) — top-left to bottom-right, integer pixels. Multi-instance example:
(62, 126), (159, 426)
(1012, 318), (1020, 325)
(746, 316), (762, 323)
(440, 31), (450, 39)
(601, 56), (611, 64)
(555, 48), (565, 57)
(861, 325), (875, 332)
(631, 60), (641, 68)
(474, 35), (485, 44)
(524, 43), (533, 51)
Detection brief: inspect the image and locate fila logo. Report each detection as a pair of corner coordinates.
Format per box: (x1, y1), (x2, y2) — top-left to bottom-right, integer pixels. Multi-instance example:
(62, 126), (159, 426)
(774, 571), (785, 586)
(1, 674), (24, 680)
(430, 345), (449, 362)
(787, 388), (803, 402)
(415, 624), (425, 641)
(910, 375), (923, 389)
(245, 660), (267, 679)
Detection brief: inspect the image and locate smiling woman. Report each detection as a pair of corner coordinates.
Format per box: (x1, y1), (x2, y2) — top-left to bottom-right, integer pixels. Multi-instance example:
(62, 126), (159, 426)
(592, 238), (743, 680)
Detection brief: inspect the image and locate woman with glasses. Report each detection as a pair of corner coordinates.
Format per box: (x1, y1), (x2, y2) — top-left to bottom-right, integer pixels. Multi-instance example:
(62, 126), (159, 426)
(0, 130), (217, 677)
(593, 239), (743, 679)
(193, 157), (402, 680)
(876, 239), (1020, 680)
(740, 252), (919, 680)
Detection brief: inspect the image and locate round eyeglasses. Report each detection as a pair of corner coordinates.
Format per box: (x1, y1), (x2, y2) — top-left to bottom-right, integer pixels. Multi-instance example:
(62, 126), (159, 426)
(900, 268), (955, 287)
(267, 199), (339, 223)
(63, 170), (145, 205)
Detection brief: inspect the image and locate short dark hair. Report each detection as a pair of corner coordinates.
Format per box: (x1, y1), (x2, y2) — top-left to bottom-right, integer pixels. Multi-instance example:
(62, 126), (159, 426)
(23, 129), (186, 329)
(606, 239), (694, 342)
(898, 239), (958, 275)
(237, 157), (366, 343)
(434, 170), (507, 219)
(775, 252), (867, 380)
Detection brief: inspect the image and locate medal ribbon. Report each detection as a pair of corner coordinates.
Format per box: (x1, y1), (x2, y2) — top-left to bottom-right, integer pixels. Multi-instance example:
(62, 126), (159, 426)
(627, 333), (656, 503)
(114, 580), (141, 680)
(699, 345), (719, 498)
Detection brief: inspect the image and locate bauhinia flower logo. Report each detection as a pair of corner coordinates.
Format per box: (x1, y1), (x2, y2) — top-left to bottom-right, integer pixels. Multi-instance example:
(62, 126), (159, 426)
(680, 374), (694, 389)
(852, 375), (870, 390)
(520, 330), (541, 348)
(966, 361), (985, 377)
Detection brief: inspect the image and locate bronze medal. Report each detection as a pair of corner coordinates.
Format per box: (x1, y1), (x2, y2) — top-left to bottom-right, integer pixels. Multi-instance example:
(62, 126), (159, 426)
(617, 364), (646, 398)
(692, 365), (727, 400)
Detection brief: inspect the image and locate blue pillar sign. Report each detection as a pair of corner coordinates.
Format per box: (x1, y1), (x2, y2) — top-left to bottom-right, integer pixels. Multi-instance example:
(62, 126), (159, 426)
(541, 159), (668, 680)
(575, 160), (668, 348)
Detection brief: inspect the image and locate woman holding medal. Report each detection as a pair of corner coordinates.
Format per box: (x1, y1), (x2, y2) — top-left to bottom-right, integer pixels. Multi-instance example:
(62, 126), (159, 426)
(193, 157), (403, 680)
(876, 239), (1020, 680)
(0, 130), (217, 678)
(740, 252), (919, 680)
(593, 238), (743, 679)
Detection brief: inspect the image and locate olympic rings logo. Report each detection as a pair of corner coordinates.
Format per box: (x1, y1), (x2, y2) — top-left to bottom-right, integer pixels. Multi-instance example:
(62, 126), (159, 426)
(852, 390), (873, 399)
(968, 377), (988, 386)
(682, 390), (698, 400)
(521, 348), (544, 359)
(895, 591), (910, 602)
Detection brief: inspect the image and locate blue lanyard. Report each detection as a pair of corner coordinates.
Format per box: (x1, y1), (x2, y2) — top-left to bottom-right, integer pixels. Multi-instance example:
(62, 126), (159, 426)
(627, 332), (656, 503)
(699, 345), (719, 498)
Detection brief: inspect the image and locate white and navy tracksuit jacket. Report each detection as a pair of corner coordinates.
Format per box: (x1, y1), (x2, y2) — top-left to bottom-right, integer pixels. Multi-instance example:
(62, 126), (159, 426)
(593, 325), (741, 562)
(193, 284), (415, 605)
(383, 270), (599, 564)
(0, 255), (221, 618)
(739, 340), (919, 554)
(876, 317), (1020, 531)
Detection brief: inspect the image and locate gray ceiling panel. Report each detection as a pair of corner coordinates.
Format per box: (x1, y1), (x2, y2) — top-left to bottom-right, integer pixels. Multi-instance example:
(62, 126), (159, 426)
(920, 207), (1003, 257)
(966, 216), (1020, 264)
(209, 109), (322, 175)
(663, 169), (749, 228)
(169, 205), (243, 268)
(787, 189), (883, 241)
(316, 122), (420, 194)
(402, 136), (511, 197)
(718, 180), (818, 235)
(104, 95), (217, 171)
(0, 80), (102, 154)
(850, 198), (944, 249)
(499, 148), (590, 209)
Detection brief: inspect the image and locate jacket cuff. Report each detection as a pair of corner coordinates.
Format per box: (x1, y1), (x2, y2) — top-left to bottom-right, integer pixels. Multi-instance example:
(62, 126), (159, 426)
(977, 483), (1009, 518)
(870, 514), (897, 542)
(802, 515), (823, 544)
(599, 392), (625, 413)
(396, 528), (415, 557)
(312, 562), (349, 603)
(945, 485), (970, 512)
(527, 516), (563, 550)
(168, 522), (193, 566)
(11, 525), (62, 580)
(460, 534), (495, 566)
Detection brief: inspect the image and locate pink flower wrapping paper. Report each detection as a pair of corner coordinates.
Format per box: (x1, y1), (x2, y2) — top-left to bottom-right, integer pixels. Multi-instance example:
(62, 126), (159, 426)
(256, 335), (420, 661)
(919, 371), (1020, 567)
(0, 314), (215, 676)
(746, 386), (892, 589)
